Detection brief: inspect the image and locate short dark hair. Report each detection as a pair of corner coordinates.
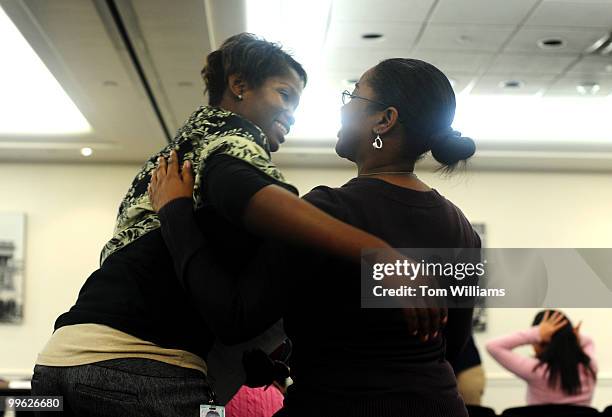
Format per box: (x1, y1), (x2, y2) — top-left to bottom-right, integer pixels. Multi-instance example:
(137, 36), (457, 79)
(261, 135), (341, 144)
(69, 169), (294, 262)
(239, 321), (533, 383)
(367, 58), (475, 172)
(201, 33), (307, 105)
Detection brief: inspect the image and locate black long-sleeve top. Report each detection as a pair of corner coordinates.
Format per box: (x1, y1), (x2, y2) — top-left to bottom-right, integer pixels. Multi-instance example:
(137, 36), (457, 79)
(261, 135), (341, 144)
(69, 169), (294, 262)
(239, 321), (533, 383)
(158, 170), (481, 415)
(55, 155), (295, 361)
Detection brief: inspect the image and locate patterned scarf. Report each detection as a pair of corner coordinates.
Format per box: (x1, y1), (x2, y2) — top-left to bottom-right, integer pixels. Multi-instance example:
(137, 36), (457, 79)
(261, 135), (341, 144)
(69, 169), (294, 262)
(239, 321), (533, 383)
(100, 106), (294, 264)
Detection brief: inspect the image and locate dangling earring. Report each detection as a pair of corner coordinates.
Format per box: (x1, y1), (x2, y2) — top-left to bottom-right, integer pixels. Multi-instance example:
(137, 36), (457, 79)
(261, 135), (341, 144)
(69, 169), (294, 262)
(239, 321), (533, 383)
(372, 133), (383, 149)
(236, 94), (243, 101)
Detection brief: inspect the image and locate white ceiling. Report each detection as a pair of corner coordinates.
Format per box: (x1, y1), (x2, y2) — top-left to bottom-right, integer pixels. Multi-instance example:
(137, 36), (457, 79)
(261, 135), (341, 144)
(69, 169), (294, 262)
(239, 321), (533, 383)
(0, 0), (240, 163)
(1, 0), (612, 171)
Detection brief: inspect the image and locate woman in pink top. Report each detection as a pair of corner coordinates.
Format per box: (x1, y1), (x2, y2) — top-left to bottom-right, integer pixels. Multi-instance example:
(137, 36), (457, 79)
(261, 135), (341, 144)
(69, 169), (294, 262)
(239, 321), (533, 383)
(225, 385), (284, 417)
(486, 310), (597, 405)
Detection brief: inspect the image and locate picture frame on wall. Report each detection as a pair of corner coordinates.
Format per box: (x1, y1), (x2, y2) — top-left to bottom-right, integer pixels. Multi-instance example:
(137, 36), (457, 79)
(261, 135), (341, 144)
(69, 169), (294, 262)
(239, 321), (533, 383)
(0, 213), (26, 324)
(471, 223), (487, 332)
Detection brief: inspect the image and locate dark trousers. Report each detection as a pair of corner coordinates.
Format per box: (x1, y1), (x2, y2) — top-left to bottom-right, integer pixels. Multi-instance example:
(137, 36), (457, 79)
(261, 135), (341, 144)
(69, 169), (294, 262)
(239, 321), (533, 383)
(31, 358), (211, 417)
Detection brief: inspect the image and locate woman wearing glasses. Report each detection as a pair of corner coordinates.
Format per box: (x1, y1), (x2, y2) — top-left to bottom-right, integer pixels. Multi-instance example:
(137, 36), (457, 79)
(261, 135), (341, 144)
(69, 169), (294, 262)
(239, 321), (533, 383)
(149, 58), (479, 416)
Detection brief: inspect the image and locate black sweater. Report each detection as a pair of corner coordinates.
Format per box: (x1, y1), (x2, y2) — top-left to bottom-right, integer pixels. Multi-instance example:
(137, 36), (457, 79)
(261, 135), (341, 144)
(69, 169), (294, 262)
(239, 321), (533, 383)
(158, 176), (481, 416)
(55, 155), (293, 361)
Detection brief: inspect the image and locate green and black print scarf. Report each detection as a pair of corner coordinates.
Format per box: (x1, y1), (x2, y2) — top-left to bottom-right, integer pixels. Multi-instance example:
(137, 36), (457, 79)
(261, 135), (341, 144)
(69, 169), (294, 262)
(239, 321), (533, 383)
(99, 105), (294, 264)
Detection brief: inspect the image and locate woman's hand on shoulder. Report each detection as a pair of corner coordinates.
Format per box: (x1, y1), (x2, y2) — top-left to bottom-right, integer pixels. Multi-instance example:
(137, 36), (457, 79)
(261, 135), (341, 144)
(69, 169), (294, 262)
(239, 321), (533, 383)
(148, 150), (194, 212)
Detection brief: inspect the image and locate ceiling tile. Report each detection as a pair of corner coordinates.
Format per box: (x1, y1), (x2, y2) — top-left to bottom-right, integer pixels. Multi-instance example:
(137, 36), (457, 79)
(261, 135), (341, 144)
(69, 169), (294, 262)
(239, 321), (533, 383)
(543, 0), (612, 3)
(525, 1), (612, 28)
(417, 24), (514, 52)
(471, 74), (556, 95)
(324, 47), (413, 73)
(488, 53), (577, 74)
(430, 0), (539, 25)
(567, 55), (612, 76)
(129, 0), (210, 131)
(326, 21), (421, 48)
(505, 27), (609, 54)
(544, 75), (612, 96)
(331, 0), (436, 22)
(411, 49), (493, 73)
(326, 71), (366, 91)
(325, 70), (473, 95)
(445, 72), (476, 93)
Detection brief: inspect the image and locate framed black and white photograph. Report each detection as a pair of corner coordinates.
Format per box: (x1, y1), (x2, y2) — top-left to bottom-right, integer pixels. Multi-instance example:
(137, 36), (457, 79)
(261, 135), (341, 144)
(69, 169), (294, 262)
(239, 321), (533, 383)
(0, 213), (26, 323)
(471, 223), (487, 332)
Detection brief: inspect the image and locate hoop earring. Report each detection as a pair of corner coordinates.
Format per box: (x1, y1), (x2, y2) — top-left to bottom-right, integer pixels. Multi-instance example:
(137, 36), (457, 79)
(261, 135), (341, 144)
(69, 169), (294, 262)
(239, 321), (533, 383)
(372, 133), (383, 149)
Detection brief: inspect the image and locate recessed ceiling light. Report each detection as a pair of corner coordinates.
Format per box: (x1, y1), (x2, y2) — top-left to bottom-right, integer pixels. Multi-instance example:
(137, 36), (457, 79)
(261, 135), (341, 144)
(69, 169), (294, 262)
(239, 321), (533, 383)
(0, 5), (90, 134)
(499, 80), (523, 89)
(361, 33), (384, 40)
(80, 147), (93, 157)
(103, 80), (118, 87)
(537, 38), (566, 50)
(576, 82), (600, 95)
(178, 81), (194, 87)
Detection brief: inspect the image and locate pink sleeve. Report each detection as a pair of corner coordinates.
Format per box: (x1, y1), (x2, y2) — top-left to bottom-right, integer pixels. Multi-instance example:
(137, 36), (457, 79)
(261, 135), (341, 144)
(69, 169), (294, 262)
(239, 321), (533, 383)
(579, 334), (597, 373)
(225, 385), (284, 417)
(485, 326), (543, 381)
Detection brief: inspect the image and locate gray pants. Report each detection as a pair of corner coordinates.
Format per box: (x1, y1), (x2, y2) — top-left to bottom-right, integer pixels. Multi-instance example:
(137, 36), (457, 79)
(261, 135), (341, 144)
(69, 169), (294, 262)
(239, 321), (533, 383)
(31, 358), (212, 417)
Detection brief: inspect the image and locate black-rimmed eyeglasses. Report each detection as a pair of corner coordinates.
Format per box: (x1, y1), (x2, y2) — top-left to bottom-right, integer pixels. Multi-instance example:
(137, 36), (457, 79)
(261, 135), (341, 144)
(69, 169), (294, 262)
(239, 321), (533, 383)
(341, 90), (389, 107)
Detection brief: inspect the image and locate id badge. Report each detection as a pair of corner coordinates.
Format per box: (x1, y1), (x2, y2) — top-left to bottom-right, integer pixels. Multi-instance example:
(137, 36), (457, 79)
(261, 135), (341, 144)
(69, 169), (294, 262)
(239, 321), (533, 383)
(200, 404), (225, 417)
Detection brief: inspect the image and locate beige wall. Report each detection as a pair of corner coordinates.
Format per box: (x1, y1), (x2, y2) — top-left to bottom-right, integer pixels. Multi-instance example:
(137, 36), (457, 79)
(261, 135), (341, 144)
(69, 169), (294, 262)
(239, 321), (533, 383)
(0, 162), (611, 411)
(0, 163), (141, 376)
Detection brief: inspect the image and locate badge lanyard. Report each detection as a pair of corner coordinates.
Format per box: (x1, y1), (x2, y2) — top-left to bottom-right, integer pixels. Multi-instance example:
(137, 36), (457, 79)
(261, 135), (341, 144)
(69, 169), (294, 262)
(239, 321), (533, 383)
(200, 379), (225, 417)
